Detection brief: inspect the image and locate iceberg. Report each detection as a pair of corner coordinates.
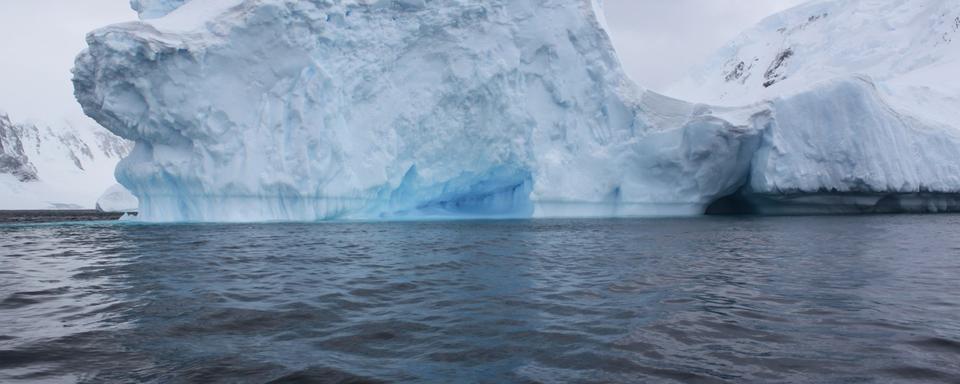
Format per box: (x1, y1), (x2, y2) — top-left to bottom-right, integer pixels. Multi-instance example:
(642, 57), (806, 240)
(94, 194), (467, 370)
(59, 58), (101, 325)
(74, 0), (770, 221)
(73, 0), (960, 221)
(96, 183), (139, 213)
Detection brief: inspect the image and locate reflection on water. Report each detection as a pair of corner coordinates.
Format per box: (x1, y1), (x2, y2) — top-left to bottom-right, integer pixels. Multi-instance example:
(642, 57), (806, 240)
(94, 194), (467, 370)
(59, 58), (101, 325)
(1, 216), (960, 383)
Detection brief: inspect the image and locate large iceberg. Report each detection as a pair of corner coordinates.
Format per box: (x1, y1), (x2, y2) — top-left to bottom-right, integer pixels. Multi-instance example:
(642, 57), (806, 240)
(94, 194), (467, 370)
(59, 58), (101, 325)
(74, 0), (960, 221)
(74, 0), (769, 221)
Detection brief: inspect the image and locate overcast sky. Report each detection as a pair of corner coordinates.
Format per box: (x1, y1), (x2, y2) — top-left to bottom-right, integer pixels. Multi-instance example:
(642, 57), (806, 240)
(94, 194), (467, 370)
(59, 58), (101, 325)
(0, 0), (806, 124)
(604, 0), (807, 90)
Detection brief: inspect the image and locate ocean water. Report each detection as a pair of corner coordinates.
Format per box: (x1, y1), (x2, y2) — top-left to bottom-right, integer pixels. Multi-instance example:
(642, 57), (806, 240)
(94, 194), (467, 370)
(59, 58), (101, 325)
(1, 215), (959, 383)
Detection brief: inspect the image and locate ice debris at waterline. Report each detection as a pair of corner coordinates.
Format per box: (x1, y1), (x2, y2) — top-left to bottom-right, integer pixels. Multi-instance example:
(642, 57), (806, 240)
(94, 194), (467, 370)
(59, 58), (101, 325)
(73, 0), (960, 222)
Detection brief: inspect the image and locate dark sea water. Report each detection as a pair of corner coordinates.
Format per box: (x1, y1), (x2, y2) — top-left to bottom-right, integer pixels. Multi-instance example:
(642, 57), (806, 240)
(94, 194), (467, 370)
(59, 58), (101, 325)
(1, 215), (959, 383)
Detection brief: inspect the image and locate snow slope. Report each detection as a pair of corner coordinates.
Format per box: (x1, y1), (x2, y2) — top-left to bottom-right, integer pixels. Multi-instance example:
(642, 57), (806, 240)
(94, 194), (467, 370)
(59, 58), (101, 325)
(74, 0), (960, 221)
(0, 111), (132, 209)
(669, 0), (960, 139)
(670, 0), (960, 107)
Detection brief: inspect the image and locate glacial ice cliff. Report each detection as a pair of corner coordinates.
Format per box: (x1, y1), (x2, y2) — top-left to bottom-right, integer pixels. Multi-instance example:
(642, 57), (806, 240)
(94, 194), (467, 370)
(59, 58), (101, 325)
(130, 0), (189, 19)
(670, 0), (960, 214)
(74, 0), (960, 221)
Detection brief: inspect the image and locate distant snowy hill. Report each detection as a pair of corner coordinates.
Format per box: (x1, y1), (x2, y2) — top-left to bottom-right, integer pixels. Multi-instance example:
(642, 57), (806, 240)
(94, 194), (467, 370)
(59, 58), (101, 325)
(0, 111), (131, 209)
(670, 0), (960, 107)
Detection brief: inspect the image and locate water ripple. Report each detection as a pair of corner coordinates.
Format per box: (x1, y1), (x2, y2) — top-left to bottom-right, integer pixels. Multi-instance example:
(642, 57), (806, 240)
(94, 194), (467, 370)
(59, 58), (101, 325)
(2, 216), (960, 383)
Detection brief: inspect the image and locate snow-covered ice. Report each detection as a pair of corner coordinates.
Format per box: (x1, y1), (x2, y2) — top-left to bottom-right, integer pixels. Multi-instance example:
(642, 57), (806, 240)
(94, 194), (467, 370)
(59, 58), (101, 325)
(73, 0), (960, 221)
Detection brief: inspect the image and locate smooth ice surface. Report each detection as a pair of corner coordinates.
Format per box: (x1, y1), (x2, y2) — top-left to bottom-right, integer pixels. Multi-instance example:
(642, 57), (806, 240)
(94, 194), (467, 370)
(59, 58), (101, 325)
(74, 0), (960, 221)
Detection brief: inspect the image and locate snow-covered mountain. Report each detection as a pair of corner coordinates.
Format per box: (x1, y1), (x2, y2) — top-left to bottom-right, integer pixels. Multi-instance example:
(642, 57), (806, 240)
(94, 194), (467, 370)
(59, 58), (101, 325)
(73, 0), (960, 221)
(670, 0), (960, 107)
(0, 111), (131, 209)
(0, 114), (39, 183)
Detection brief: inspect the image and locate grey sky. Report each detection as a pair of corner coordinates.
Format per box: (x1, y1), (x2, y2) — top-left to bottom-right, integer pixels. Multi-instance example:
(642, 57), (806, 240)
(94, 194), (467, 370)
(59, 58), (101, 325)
(0, 0), (134, 123)
(0, 0), (806, 123)
(604, 0), (808, 91)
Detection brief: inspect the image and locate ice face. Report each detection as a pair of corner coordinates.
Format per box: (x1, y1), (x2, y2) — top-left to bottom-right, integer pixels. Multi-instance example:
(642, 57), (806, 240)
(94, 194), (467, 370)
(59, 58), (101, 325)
(751, 78), (960, 195)
(74, 0), (960, 221)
